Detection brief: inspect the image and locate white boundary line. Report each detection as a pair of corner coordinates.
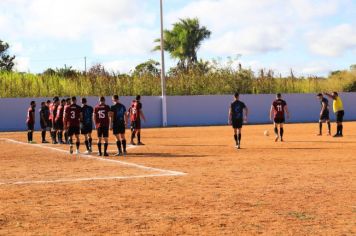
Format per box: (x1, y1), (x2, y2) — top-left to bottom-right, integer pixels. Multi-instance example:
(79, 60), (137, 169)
(0, 138), (186, 185)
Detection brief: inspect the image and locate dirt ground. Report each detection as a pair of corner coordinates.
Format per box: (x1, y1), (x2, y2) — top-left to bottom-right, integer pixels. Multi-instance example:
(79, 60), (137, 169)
(0, 123), (355, 235)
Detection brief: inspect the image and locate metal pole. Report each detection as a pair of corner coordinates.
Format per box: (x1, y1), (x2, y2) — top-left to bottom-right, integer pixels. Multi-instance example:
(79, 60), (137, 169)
(160, 0), (168, 127)
(84, 56), (87, 74)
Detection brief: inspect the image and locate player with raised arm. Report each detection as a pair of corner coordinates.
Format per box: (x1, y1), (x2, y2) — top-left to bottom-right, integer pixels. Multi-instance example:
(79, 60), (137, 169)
(324, 92), (345, 137)
(129, 95), (146, 145)
(64, 96), (82, 154)
(94, 96), (110, 157)
(110, 95), (128, 156)
(26, 101), (36, 143)
(81, 98), (94, 154)
(228, 92), (248, 149)
(55, 99), (66, 144)
(317, 93), (331, 136)
(39, 101), (50, 143)
(270, 93), (290, 142)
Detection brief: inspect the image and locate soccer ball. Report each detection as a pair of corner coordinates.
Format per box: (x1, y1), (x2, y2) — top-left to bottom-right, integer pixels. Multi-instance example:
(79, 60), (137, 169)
(264, 130), (270, 136)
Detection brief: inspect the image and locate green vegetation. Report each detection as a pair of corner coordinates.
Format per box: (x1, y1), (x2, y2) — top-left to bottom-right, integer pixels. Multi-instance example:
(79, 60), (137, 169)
(154, 18), (211, 70)
(1, 64), (355, 98)
(0, 40), (15, 71)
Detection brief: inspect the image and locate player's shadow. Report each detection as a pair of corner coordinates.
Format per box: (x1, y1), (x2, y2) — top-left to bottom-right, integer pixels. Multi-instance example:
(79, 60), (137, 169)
(286, 140), (356, 144)
(130, 153), (207, 158)
(162, 144), (227, 147)
(260, 147), (338, 150)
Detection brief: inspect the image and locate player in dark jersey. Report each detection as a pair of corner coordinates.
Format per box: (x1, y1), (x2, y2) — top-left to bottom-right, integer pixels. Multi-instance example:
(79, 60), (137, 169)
(94, 96), (110, 156)
(39, 101), (50, 143)
(26, 101), (36, 143)
(49, 96), (60, 144)
(270, 93), (290, 142)
(228, 93), (248, 149)
(81, 98), (94, 154)
(128, 95), (146, 145)
(317, 93), (331, 136)
(110, 95), (128, 156)
(64, 96), (82, 154)
(55, 99), (66, 144)
(63, 98), (71, 144)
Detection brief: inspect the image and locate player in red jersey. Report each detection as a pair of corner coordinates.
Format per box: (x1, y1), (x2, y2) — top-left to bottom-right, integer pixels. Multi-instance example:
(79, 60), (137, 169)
(63, 98), (71, 144)
(94, 96), (110, 156)
(128, 95), (146, 145)
(64, 96), (82, 154)
(55, 99), (66, 144)
(270, 93), (290, 142)
(49, 96), (60, 144)
(26, 101), (36, 143)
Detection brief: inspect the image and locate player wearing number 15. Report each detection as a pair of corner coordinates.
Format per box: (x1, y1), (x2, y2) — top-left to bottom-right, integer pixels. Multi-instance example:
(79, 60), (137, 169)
(270, 93), (290, 142)
(94, 96), (110, 157)
(64, 96), (82, 155)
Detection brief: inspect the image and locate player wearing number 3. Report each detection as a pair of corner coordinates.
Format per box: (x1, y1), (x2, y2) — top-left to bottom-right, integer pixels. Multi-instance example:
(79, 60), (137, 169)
(94, 96), (110, 157)
(64, 96), (83, 154)
(270, 93), (290, 142)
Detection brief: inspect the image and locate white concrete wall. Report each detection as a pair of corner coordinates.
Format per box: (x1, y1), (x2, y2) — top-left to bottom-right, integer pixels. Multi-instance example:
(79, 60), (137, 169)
(0, 93), (355, 131)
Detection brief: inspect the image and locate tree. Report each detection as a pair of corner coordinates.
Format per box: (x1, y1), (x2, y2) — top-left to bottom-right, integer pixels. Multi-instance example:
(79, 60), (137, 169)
(133, 59), (160, 77)
(154, 18), (211, 70)
(0, 40), (16, 71)
(55, 64), (78, 78)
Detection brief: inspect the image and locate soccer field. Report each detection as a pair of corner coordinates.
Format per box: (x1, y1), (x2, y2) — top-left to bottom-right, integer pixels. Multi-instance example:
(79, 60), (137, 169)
(0, 123), (355, 235)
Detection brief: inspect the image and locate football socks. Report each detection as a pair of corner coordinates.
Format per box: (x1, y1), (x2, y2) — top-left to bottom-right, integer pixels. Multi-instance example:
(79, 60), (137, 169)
(116, 140), (122, 153)
(280, 128), (284, 138)
(122, 139), (127, 152)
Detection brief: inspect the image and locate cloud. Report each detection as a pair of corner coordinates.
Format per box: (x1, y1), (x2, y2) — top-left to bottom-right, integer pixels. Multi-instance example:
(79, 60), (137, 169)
(0, 0), (155, 40)
(166, 0), (349, 56)
(102, 59), (144, 73)
(307, 24), (356, 56)
(201, 26), (290, 55)
(93, 28), (158, 56)
(14, 57), (30, 72)
(9, 42), (23, 54)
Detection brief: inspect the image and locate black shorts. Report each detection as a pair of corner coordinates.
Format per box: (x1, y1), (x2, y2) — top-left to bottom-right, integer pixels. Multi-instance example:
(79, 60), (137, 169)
(68, 126), (80, 136)
(40, 121), (48, 129)
(113, 122), (126, 135)
(320, 111), (330, 121)
(336, 110), (344, 123)
(27, 122), (34, 130)
(131, 120), (141, 131)
(81, 123), (93, 135)
(274, 117), (285, 124)
(232, 119), (243, 129)
(55, 120), (64, 130)
(97, 127), (109, 138)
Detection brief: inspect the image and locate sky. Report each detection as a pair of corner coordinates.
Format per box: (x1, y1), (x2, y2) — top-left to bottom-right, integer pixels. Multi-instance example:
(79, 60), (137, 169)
(0, 0), (355, 76)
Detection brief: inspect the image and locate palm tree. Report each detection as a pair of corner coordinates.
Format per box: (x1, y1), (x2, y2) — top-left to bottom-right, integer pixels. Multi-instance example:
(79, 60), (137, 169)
(154, 18), (211, 70)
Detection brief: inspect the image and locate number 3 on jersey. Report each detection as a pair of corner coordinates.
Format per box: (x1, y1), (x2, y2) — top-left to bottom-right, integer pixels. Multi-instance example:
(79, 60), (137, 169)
(70, 111), (76, 119)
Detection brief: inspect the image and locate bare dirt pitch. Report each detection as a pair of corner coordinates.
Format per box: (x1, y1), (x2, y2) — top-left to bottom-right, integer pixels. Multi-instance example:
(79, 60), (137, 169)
(0, 123), (355, 235)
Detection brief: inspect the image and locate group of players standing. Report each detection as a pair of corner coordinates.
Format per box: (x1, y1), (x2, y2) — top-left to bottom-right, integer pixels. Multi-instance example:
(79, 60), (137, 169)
(229, 92), (345, 149)
(26, 95), (146, 156)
